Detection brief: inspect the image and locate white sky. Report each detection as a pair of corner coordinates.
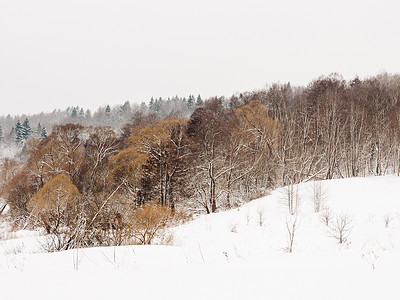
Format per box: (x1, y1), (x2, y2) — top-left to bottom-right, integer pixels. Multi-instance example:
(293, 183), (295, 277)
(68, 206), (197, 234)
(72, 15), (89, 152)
(1, 0), (400, 116)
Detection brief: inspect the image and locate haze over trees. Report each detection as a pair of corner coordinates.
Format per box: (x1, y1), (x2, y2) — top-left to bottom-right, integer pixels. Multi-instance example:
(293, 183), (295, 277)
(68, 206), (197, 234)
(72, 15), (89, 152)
(2, 72), (400, 249)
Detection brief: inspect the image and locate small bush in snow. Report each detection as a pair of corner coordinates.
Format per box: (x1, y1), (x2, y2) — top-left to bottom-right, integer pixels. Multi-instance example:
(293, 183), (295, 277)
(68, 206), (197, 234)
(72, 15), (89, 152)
(311, 181), (326, 213)
(230, 222), (238, 233)
(257, 208), (265, 226)
(362, 248), (379, 271)
(286, 214), (299, 253)
(128, 201), (188, 245)
(321, 207), (332, 226)
(329, 213), (352, 244)
(246, 210), (251, 225)
(383, 213), (392, 228)
(283, 182), (300, 215)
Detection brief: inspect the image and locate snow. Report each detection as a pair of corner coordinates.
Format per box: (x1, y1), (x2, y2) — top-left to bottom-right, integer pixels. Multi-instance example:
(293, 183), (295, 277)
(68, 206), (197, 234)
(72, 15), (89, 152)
(1, 176), (400, 299)
(0, 144), (20, 160)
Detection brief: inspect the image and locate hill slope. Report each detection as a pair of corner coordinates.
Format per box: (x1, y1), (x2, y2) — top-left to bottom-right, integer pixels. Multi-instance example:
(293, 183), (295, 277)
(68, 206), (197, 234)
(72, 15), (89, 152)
(1, 176), (399, 299)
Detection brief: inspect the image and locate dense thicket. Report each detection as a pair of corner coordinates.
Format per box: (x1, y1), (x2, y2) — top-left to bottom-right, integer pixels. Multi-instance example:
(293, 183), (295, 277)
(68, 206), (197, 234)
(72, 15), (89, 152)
(2, 72), (400, 249)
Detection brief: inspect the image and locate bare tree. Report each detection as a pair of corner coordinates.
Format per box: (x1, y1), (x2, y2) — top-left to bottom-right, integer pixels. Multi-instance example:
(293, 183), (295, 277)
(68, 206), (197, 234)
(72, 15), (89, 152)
(311, 181), (326, 213)
(246, 209), (251, 225)
(286, 214), (299, 253)
(383, 213), (392, 228)
(257, 208), (265, 226)
(284, 181), (300, 215)
(361, 239), (381, 271)
(320, 207), (332, 226)
(362, 248), (379, 271)
(329, 213), (352, 244)
(186, 98), (232, 213)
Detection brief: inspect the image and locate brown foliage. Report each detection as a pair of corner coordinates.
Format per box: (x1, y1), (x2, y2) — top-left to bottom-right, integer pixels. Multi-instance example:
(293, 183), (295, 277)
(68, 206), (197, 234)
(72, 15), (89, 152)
(0, 158), (21, 195)
(128, 118), (189, 208)
(28, 174), (82, 235)
(235, 100), (281, 157)
(128, 201), (187, 245)
(3, 168), (36, 224)
(26, 124), (85, 189)
(108, 148), (147, 205)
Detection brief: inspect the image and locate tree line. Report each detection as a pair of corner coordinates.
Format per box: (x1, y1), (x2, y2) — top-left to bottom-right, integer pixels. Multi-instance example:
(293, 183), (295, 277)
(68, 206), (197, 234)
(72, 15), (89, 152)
(0, 95), (202, 151)
(1, 72), (400, 249)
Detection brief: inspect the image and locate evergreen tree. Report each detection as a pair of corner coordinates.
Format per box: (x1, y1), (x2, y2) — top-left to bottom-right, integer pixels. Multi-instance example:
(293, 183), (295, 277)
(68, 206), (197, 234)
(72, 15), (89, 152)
(149, 97), (155, 111)
(0, 125), (3, 143)
(187, 95), (194, 108)
(22, 118), (33, 140)
(121, 101), (131, 113)
(152, 98), (161, 113)
(157, 97), (163, 112)
(79, 108), (85, 117)
(14, 120), (24, 145)
(140, 102), (147, 111)
(9, 127), (15, 143)
(105, 105), (111, 117)
(40, 127), (48, 140)
(85, 109), (92, 118)
(36, 122), (43, 138)
(196, 94), (203, 106)
(71, 107), (78, 118)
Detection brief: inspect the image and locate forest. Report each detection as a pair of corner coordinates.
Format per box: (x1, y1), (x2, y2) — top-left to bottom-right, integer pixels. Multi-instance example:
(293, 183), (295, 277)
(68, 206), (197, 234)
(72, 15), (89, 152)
(1, 72), (400, 250)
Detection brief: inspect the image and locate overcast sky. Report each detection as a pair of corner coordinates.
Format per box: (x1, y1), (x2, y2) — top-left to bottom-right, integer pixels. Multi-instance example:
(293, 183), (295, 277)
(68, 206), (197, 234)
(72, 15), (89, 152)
(1, 0), (399, 116)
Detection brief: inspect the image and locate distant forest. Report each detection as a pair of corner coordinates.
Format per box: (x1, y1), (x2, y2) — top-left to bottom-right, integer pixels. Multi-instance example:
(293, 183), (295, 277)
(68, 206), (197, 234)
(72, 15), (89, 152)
(0, 94), (203, 149)
(1, 72), (400, 249)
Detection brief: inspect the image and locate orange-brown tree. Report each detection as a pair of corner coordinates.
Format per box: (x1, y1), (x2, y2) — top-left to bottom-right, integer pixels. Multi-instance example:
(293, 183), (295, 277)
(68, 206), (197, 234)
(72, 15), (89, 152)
(3, 167), (36, 226)
(234, 100), (281, 197)
(27, 174), (83, 250)
(128, 118), (189, 209)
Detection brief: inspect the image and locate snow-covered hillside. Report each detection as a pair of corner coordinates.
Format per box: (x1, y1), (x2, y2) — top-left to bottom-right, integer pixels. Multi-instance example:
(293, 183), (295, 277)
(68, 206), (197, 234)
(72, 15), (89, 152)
(1, 176), (400, 300)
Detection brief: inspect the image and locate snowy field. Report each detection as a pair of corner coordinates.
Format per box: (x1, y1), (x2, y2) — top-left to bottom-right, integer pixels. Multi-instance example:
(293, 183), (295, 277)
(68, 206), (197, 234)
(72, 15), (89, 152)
(1, 176), (400, 299)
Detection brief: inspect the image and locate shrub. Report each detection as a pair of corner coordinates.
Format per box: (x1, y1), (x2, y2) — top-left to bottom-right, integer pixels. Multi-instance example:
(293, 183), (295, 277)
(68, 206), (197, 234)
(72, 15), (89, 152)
(28, 174), (83, 250)
(128, 201), (188, 245)
(329, 213), (352, 244)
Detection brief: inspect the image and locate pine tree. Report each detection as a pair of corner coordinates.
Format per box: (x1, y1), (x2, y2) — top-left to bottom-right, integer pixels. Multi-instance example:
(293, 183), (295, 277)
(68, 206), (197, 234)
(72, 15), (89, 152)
(22, 118), (33, 140)
(149, 97), (155, 111)
(40, 127), (48, 140)
(156, 97), (163, 112)
(140, 102), (147, 111)
(105, 105), (111, 117)
(36, 123), (43, 138)
(196, 94), (203, 106)
(121, 101), (131, 113)
(85, 109), (91, 118)
(187, 95), (194, 108)
(79, 108), (85, 117)
(9, 127), (15, 143)
(152, 98), (162, 113)
(14, 120), (24, 145)
(0, 125), (3, 143)
(71, 107), (78, 118)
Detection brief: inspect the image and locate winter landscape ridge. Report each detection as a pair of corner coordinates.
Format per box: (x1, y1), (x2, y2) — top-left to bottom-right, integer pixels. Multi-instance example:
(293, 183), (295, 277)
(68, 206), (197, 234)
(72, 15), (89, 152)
(1, 176), (399, 300)
(2, 0), (400, 297)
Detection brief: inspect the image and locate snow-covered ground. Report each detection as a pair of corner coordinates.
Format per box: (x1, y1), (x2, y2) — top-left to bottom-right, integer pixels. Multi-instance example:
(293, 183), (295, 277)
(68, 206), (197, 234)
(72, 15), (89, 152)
(1, 176), (400, 299)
